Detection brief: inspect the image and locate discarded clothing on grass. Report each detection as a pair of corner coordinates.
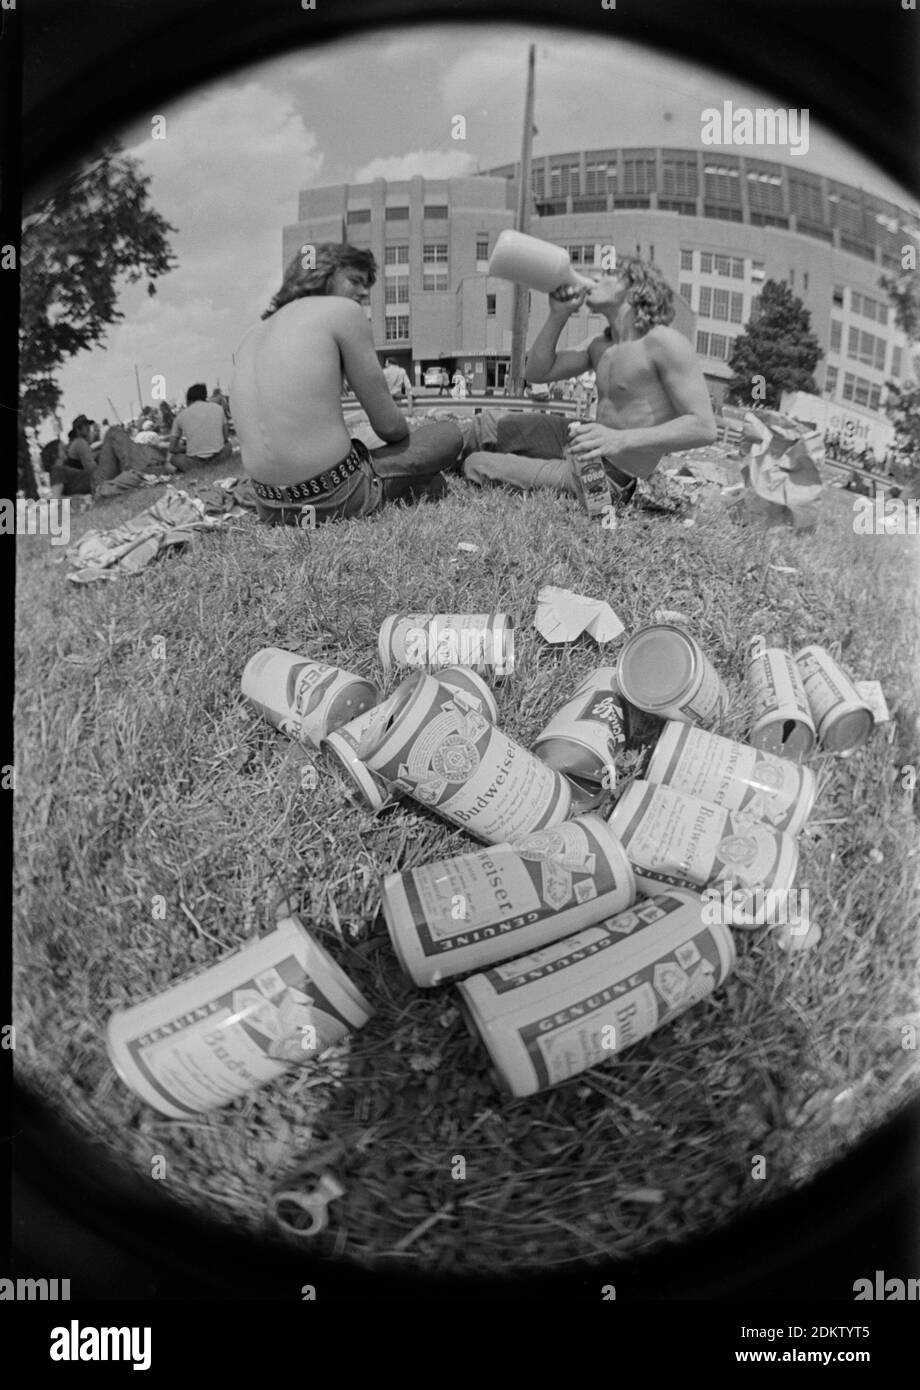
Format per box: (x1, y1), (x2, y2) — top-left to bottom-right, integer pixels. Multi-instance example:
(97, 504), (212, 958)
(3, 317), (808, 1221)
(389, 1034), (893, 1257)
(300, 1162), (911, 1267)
(66, 486), (243, 584)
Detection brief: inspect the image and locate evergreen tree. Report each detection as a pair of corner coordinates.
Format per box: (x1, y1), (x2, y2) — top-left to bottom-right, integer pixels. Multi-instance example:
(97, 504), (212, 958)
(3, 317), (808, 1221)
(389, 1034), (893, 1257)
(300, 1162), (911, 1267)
(20, 142), (177, 428)
(724, 279), (822, 408)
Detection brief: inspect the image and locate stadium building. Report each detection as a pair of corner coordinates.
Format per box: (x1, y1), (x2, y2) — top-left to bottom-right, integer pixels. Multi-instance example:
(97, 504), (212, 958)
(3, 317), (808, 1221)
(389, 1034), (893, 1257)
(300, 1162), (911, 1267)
(284, 147), (920, 431)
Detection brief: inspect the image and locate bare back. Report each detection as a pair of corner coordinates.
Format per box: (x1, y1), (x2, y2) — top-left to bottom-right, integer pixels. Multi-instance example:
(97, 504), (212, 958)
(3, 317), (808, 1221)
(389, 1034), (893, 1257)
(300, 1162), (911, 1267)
(230, 297), (406, 486)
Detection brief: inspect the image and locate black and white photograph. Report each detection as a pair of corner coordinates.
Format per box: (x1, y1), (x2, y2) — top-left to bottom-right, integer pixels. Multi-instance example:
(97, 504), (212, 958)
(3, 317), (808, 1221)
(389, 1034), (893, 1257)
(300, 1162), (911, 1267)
(4, 0), (920, 1345)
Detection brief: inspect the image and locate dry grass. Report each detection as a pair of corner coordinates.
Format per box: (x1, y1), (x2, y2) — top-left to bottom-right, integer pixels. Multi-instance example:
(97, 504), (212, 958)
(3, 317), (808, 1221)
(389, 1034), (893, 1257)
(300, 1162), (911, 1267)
(13, 441), (920, 1275)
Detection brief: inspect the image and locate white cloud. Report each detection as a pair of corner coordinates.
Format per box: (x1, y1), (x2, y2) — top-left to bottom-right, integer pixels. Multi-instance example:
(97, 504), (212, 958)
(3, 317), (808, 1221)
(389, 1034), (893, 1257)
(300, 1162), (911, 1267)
(352, 148), (477, 182)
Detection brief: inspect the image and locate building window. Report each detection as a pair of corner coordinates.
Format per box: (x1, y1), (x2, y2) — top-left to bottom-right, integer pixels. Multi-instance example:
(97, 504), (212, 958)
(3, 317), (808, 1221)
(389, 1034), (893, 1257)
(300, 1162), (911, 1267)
(751, 260), (765, 282)
(486, 294), (496, 317)
(803, 272), (809, 293)
(384, 245), (409, 265)
(789, 172), (824, 224)
(680, 248), (694, 271)
(662, 156), (699, 198)
(384, 315), (410, 341)
(825, 364), (838, 395)
(842, 372), (855, 401)
(622, 157), (656, 195)
(423, 243), (448, 263)
(476, 238), (489, 261)
(550, 162), (580, 197)
(853, 377), (870, 407)
(892, 345), (902, 378)
(422, 272), (449, 291)
(709, 333), (729, 360)
(698, 286), (712, 318)
(730, 292), (744, 323)
(868, 384), (881, 410)
(878, 303), (889, 326)
(424, 205), (448, 219)
(832, 284), (844, 307)
(731, 257), (744, 279)
(384, 279), (410, 304)
(703, 162), (741, 204)
(385, 206), (410, 221)
(715, 254), (731, 277)
(713, 288), (731, 321)
(750, 295), (761, 322)
(584, 162), (609, 195)
(568, 244), (599, 265)
(696, 330), (710, 356)
(700, 252), (713, 274)
(346, 208), (372, 225)
(830, 320), (842, 352)
(679, 282), (693, 305)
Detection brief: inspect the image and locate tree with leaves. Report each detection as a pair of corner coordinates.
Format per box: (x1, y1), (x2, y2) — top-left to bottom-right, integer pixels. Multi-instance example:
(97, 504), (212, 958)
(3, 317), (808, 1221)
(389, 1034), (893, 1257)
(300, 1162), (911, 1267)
(880, 268), (920, 473)
(724, 279), (822, 409)
(19, 141), (178, 428)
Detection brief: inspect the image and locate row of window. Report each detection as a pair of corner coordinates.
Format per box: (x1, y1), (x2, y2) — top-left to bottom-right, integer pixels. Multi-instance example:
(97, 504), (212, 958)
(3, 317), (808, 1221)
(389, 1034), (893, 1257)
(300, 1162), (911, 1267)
(695, 331), (734, 362)
(348, 205), (450, 225)
(384, 243), (450, 264)
(697, 287), (746, 323)
(679, 248), (759, 279)
(848, 326), (887, 371)
(849, 291), (889, 325)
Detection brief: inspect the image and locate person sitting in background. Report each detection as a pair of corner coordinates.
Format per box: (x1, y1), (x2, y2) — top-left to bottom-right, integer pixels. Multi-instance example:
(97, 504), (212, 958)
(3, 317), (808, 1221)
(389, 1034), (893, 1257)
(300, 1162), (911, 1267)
(382, 358), (414, 409)
(17, 425), (40, 500)
(229, 243), (461, 526)
(168, 383), (233, 472)
(133, 418), (163, 446)
(49, 415), (96, 497)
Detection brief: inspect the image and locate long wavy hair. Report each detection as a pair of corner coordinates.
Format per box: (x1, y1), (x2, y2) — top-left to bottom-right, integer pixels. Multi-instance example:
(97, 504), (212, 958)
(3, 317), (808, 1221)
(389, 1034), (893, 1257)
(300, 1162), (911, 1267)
(262, 243), (378, 319)
(615, 255), (675, 335)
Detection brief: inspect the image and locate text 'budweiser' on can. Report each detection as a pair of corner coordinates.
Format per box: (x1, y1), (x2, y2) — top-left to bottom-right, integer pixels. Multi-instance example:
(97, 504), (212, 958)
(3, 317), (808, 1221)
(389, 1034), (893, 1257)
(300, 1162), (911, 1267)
(795, 645), (874, 756)
(323, 666), (499, 811)
(745, 637), (815, 761)
(107, 918), (372, 1118)
(381, 814), (636, 986)
(456, 889), (735, 1097)
(357, 672), (572, 844)
(241, 647), (378, 749)
(532, 667), (627, 786)
(378, 612), (514, 679)
(645, 720), (817, 836)
(616, 624), (729, 727)
(608, 780), (798, 897)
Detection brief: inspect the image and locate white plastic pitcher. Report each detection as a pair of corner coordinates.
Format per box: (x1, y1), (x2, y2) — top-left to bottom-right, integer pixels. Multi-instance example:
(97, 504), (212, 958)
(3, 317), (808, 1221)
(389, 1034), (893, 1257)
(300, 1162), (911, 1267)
(487, 230), (596, 293)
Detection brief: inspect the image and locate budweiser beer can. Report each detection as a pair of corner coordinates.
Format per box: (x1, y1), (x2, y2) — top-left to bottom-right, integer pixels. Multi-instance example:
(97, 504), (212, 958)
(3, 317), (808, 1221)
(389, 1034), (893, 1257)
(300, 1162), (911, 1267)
(746, 638), (816, 761)
(795, 645), (874, 756)
(645, 721), (817, 836)
(241, 647), (378, 749)
(381, 814), (636, 986)
(456, 890), (735, 1097)
(323, 666), (499, 811)
(107, 918), (372, 1118)
(357, 672), (572, 844)
(378, 612), (514, 679)
(608, 780), (798, 897)
(532, 668), (627, 784)
(617, 624), (729, 727)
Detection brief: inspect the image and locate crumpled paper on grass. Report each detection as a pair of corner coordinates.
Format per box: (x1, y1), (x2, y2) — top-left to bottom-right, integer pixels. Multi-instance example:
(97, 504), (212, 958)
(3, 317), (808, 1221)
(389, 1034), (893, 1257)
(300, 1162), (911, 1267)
(66, 486), (240, 584)
(534, 586), (625, 645)
(735, 410), (823, 530)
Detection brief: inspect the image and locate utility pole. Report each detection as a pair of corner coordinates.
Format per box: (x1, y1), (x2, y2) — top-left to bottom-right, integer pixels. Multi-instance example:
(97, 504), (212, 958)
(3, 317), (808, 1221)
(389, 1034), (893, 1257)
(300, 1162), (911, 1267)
(134, 363), (144, 414)
(508, 44), (536, 398)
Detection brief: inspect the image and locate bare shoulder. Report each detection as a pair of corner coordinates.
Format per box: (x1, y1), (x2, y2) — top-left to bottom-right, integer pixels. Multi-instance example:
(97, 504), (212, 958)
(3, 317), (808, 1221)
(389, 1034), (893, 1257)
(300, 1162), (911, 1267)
(643, 324), (694, 363)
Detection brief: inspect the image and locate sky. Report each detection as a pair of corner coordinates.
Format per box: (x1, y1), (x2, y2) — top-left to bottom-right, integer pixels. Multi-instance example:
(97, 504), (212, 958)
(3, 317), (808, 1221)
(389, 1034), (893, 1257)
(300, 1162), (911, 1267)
(40, 20), (920, 436)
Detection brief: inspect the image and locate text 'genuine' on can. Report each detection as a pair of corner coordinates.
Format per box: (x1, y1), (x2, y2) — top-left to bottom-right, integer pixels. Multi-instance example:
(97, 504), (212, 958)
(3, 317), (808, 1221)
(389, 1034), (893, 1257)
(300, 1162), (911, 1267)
(644, 720), (817, 836)
(378, 612), (514, 679)
(608, 780), (798, 897)
(241, 647), (378, 749)
(795, 645), (874, 756)
(616, 624), (729, 727)
(358, 672), (572, 844)
(745, 638), (816, 762)
(456, 889), (735, 1097)
(107, 918), (372, 1118)
(323, 666), (499, 811)
(381, 814), (636, 986)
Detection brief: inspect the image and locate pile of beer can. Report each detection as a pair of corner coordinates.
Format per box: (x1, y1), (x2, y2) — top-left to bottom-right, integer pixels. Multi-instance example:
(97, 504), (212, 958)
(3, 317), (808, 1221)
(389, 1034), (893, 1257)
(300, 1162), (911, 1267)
(106, 613), (878, 1113)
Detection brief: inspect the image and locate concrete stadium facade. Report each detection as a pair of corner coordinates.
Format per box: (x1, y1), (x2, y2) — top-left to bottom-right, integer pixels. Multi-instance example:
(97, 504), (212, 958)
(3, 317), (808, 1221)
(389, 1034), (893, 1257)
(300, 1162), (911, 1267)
(284, 147), (920, 418)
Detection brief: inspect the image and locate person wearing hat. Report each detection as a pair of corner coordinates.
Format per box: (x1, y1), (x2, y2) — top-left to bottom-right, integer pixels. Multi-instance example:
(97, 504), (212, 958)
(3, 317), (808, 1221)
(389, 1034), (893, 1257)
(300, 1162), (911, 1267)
(49, 415), (96, 497)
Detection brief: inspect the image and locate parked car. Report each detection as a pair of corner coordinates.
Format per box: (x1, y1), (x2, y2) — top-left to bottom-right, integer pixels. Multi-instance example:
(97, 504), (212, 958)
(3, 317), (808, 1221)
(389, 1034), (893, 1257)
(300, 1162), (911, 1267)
(423, 367), (447, 388)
